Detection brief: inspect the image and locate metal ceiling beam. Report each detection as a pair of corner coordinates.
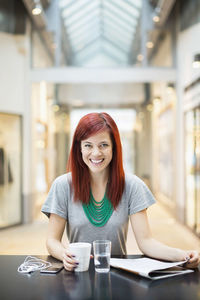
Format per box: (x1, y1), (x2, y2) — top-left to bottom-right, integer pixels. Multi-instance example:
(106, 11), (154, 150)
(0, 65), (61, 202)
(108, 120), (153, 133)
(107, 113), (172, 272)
(59, 0), (79, 10)
(103, 33), (131, 52)
(102, 49), (127, 64)
(30, 67), (177, 83)
(73, 32), (101, 52)
(103, 0), (137, 26)
(103, 42), (127, 61)
(67, 12), (99, 35)
(65, 5), (100, 29)
(64, 2), (99, 27)
(103, 18), (134, 41)
(68, 19), (100, 41)
(153, 0), (176, 27)
(73, 36), (101, 54)
(73, 42), (102, 63)
(74, 48), (102, 65)
(116, 0), (141, 14)
(22, 0), (54, 62)
(62, 0), (92, 19)
(103, 36), (129, 54)
(103, 38), (127, 56)
(103, 27), (132, 48)
(105, 0), (139, 20)
(124, 0), (142, 11)
(103, 8), (135, 32)
(71, 29), (101, 50)
(104, 16), (134, 40)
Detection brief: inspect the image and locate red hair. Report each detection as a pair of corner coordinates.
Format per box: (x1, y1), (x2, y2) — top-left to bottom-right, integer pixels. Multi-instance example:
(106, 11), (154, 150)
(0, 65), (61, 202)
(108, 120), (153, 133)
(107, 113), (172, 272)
(67, 112), (125, 209)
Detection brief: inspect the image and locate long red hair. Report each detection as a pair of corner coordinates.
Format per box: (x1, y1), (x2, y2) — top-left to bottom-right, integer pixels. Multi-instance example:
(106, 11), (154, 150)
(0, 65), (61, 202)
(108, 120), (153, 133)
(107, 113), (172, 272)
(67, 112), (125, 209)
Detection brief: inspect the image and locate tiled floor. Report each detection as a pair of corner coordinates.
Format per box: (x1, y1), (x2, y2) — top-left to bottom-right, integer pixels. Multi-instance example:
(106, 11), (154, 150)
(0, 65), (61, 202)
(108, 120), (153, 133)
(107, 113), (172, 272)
(0, 201), (200, 255)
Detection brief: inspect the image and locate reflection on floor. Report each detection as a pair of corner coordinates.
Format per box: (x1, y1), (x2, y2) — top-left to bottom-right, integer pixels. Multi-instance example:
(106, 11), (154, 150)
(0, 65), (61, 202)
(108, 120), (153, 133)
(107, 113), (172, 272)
(0, 201), (200, 255)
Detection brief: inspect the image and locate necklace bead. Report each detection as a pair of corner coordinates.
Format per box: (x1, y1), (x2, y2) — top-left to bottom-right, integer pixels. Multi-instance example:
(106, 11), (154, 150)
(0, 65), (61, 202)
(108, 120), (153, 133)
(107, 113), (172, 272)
(82, 190), (113, 227)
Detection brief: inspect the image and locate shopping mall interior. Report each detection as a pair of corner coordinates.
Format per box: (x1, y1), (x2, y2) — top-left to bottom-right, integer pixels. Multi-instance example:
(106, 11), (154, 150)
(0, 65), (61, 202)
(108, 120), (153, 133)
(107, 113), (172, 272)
(0, 0), (200, 255)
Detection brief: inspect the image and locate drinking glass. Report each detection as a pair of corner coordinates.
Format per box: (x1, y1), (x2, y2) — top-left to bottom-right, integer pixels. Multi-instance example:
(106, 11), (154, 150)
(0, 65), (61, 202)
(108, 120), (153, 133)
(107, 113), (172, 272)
(93, 240), (111, 273)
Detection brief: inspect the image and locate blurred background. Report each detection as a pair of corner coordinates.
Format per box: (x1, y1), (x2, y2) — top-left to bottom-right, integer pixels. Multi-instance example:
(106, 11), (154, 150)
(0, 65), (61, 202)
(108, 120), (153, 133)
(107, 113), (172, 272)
(0, 0), (200, 255)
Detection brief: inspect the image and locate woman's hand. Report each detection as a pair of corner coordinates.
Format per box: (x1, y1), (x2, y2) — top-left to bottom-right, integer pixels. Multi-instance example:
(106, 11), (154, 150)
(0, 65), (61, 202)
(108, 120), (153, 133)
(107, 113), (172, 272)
(62, 250), (79, 272)
(184, 250), (200, 269)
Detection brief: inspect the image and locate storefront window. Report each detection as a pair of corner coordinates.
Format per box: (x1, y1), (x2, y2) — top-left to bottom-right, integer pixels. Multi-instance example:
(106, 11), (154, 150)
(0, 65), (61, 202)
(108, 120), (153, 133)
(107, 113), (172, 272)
(0, 113), (22, 228)
(31, 82), (57, 220)
(185, 107), (200, 235)
(156, 107), (175, 204)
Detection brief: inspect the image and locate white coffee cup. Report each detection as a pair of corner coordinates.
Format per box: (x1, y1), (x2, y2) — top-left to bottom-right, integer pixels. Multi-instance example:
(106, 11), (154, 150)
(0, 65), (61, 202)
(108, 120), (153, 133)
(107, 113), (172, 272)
(68, 242), (91, 272)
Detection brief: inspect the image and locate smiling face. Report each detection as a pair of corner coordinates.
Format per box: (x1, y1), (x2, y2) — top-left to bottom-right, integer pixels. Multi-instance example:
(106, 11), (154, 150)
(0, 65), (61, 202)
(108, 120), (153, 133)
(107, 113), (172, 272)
(80, 130), (113, 177)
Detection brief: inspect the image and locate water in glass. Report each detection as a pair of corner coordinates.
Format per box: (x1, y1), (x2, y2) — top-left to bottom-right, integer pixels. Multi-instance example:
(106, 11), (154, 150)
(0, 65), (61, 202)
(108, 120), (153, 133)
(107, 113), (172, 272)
(95, 253), (110, 273)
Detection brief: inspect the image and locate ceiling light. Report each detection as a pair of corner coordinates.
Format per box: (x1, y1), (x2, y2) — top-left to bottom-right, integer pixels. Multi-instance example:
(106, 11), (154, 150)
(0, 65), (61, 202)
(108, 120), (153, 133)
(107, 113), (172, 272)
(52, 104), (60, 112)
(137, 54), (144, 62)
(146, 41), (154, 49)
(152, 7), (160, 23)
(153, 15), (160, 22)
(153, 96), (161, 105)
(193, 54), (200, 68)
(146, 104), (153, 112)
(32, 0), (42, 15)
(167, 83), (174, 93)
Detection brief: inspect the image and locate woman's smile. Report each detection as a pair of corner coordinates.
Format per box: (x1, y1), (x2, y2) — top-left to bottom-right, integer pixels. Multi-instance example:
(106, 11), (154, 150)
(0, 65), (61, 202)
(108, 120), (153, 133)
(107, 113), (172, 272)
(89, 158), (104, 165)
(81, 131), (113, 175)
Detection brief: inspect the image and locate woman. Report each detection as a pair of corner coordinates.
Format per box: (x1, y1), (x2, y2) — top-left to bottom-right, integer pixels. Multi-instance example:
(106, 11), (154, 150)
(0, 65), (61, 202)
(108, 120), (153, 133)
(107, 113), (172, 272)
(42, 112), (199, 271)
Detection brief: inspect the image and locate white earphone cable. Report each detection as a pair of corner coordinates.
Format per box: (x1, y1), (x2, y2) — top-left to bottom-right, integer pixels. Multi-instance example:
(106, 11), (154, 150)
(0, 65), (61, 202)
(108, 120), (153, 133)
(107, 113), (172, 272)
(17, 256), (52, 274)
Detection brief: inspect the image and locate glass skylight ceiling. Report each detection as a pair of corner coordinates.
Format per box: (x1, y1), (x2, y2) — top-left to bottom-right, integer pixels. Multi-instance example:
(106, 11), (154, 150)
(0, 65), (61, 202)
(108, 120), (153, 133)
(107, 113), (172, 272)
(59, 0), (142, 66)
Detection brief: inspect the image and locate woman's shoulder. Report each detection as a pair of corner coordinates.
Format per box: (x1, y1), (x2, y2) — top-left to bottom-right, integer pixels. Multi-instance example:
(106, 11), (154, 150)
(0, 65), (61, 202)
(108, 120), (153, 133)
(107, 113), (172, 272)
(125, 173), (145, 186)
(124, 173), (148, 192)
(53, 172), (72, 187)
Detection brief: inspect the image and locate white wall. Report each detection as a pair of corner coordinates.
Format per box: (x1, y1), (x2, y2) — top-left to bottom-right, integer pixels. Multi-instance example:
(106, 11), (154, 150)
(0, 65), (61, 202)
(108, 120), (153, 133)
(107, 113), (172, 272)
(58, 83), (145, 106)
(151, 32), (173, 67)
(0, 32), (27, 114)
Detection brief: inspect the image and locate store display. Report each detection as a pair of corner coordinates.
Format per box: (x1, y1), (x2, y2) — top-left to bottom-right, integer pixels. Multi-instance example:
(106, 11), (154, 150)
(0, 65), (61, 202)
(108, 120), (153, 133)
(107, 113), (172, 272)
(0, 113), (22, 228)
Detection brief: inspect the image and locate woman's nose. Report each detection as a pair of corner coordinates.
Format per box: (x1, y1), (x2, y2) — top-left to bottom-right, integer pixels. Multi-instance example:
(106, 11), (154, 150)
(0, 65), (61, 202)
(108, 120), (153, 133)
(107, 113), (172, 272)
(92, 146), (101, 155)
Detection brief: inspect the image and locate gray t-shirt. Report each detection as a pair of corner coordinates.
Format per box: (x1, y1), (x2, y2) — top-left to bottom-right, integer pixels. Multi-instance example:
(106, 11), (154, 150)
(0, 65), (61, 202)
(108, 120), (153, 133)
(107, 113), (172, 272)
(41, 172), (155, 255)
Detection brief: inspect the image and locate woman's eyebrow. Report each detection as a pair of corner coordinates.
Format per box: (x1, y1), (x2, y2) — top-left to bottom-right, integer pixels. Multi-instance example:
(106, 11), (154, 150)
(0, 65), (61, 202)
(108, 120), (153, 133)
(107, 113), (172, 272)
(82, 141), (92, 144)
(82, 140), (109, 144)
(98, 140), (110, 145)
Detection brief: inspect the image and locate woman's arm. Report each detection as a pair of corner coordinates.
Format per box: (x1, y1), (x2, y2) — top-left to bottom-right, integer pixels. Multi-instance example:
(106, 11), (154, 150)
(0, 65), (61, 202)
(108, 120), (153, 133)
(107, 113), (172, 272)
(46, 213), (78, 271)
(46, 213), (67, 261)
(130, 209), (199, 268)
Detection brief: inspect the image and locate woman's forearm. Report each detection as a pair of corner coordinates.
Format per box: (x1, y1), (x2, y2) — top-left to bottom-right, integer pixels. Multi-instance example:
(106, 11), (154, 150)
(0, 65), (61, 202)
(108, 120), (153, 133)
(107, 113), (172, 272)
(138, 238), (188, 262)
(46, 238), (67, 262)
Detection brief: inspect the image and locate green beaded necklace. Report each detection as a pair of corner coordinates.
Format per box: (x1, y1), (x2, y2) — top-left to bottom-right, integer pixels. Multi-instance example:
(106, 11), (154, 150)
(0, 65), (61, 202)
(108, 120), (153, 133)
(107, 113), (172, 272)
(82, 190), (114, 227)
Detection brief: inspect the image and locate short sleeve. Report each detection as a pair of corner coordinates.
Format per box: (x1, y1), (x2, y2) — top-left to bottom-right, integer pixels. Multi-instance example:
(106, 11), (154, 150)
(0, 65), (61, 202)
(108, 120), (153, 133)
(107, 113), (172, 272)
(127, 175), (156, 215)
(41, 174), (69, 220)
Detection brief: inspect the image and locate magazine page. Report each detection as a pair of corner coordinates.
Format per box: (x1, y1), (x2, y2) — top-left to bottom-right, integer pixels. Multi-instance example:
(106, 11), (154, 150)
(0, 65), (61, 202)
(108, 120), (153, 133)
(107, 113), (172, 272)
(110, 258), (194, 280)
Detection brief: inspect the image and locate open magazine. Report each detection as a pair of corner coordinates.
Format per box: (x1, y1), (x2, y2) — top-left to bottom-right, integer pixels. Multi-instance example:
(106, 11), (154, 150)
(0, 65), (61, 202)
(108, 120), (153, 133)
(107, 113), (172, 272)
(110, 257), (194, 280)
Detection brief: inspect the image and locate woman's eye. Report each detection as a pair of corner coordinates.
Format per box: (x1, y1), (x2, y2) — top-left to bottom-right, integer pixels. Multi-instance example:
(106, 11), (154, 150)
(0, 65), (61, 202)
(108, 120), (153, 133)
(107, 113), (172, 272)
(100, 143), (108, 148)
(85, 144), (92, 148)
